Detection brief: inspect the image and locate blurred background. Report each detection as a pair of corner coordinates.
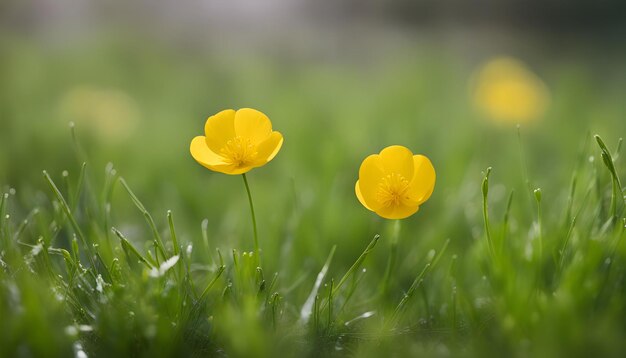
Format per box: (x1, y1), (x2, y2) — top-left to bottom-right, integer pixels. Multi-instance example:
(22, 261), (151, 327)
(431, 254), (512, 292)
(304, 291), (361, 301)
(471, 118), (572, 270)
(1, 0), (625, 277)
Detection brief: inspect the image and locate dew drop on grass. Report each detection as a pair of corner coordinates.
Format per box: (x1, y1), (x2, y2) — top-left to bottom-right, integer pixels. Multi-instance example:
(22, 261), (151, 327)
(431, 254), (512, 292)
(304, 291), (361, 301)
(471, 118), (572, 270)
(65, 326), (78, 336)
(53, 286), (64, 302)
(345, 311), (376, 326)
(96, 275), (105, 293)
(149, 255), (180, 278)
(30, 244), (43, 256)
(73, 342), (88, 358)
(334, 335), (344, 351)
(79, 325), (93, 332)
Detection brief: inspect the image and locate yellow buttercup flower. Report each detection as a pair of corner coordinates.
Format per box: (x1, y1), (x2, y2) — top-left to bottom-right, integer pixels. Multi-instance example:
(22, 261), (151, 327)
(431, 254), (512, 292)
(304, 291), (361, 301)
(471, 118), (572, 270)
(473, 56), (549, 124)
(355, 145), (435, 219)
(190, 108), (283, 175)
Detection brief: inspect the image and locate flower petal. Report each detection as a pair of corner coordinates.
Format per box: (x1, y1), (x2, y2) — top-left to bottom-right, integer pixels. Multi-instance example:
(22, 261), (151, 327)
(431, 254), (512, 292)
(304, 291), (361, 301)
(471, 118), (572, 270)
(379, 145), (414, 180)
(190, 136), (228, 167)
(355, 181), (374, 211)
(251, 131), (283, 167)
(357, 154), (385, 211)
(204, 109), (236, 154)
(375, 203), (419, 220)
(408, 155), (436, 204)
(212, 165), (253, 175)
(191, 136), (253, 174)
(234, 108), (272, 144)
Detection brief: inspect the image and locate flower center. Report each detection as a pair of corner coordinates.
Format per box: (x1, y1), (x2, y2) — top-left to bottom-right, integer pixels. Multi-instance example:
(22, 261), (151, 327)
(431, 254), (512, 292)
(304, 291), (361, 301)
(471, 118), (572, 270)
(220, 136), (258, 167)
(376, 173), (410, 207)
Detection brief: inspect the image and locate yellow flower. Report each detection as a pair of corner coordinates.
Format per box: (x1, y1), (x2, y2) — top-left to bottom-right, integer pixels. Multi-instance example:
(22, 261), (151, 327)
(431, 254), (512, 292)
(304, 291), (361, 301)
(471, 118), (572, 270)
(190, 108), (283, 175)
(355, 145), (435, 219)
(473, 57), (549, 124)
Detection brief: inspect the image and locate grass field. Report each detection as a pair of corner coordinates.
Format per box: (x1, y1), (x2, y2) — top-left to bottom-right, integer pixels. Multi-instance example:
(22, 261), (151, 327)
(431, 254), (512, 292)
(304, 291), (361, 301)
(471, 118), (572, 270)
(1, 33), (626, 357)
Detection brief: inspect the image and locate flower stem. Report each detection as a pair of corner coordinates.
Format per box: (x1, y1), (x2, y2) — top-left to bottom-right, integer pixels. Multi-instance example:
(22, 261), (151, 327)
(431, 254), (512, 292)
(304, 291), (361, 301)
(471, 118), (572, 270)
(381, 220), (401, 296)
(242, 173), (260, 266)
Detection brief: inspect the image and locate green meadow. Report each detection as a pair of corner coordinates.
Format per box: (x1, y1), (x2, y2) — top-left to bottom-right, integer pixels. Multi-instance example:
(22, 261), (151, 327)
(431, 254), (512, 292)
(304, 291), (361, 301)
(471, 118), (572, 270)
(1, 33), (626, 357)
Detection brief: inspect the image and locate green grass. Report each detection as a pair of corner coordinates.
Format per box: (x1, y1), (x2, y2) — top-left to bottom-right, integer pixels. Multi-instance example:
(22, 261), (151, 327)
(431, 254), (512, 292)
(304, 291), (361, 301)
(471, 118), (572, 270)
(1, 36), (626, 357)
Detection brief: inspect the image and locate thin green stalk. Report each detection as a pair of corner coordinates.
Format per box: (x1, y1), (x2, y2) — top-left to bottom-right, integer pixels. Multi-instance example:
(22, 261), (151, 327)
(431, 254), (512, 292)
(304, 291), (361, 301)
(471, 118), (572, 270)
(167, 210), (183, 282)
(242, 173), (260, 266)
(501, 190), (515, 253)
(256, 266), (266, 295)
(199, 264), (226, 301)
(167, 210), (180, 256)
(332, 234), (380, 296)
(300, 245), (336, 324)
(118, 177), (166, 263)
(313, 295), (320, 332)
(386, 239), (449, 329)
(43, 171), (97, 269)
(337, 266), (367, 316)
(381, 220), (401, 296)
(0, 192), (7, 240)
(564, 174), (577, 227)
(327, 278), (335, 330)
(558, 182), (592, 274)
(265, 272), (279, 305)
(596, 135), (625, 222)
(534, 188), (543, 261)
(317, 234), (380, 315)
(201, 219), (211, 258)
(69, 121), (87, 163)
(270, 292), (280, 330)
(102, 162), (115, 245)
(608, 218), (626, 266)
(73, 162), (87, 211)
(112, 227), (153, 269)
(481, 167), (495, 260)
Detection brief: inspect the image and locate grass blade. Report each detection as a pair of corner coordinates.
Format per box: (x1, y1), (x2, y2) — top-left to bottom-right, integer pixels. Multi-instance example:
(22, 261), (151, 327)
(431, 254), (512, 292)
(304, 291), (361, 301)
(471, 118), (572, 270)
(118, 177), (166, 262)
(300, 245), (336, 324)
(112, 227), (153, 269)
(43, 170), (96, 269)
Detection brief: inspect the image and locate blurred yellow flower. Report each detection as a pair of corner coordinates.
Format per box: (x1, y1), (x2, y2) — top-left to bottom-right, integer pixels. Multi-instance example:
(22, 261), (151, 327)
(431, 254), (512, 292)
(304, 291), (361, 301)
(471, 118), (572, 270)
(58, 86), (140, 141)
(473, 57), (549, 124)
(190, 108), (283, 175)
(355, 145), (435, 219)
